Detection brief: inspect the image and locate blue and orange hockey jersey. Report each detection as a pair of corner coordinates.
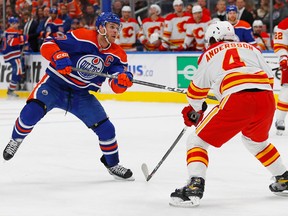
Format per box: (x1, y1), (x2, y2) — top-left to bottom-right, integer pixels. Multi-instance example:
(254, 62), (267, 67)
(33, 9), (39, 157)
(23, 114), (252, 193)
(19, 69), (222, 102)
(40, 28), (128, 93)
(234, 20), (256, 45)
(2, 27), (28, 62)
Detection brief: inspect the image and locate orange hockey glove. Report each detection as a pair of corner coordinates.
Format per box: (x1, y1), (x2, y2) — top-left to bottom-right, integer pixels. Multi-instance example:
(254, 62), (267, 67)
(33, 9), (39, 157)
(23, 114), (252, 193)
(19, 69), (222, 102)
(52, 51), (72, 75)
(116, 72), (133, 88)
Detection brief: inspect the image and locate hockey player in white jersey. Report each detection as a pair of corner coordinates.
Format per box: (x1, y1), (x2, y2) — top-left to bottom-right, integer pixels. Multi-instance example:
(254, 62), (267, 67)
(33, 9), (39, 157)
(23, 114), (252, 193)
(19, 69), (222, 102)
(273, 17), (288, 135)
(169, 21), (288, 208)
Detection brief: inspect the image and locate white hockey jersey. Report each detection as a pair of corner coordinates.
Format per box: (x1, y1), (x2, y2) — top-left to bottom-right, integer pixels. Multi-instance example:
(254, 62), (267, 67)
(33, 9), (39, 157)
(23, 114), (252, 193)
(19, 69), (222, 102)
(186, 41), (274, 111)
(117, 18), (140, 51)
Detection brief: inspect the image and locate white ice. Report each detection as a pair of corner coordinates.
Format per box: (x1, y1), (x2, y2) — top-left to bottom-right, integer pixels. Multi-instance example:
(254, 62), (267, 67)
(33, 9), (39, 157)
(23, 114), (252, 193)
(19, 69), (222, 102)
(0, 98), (288, 216)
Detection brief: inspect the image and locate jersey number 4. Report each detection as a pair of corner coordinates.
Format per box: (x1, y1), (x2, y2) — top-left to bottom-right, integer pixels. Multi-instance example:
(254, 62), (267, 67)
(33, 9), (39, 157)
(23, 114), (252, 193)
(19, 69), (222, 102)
(222, 48), (246, 71)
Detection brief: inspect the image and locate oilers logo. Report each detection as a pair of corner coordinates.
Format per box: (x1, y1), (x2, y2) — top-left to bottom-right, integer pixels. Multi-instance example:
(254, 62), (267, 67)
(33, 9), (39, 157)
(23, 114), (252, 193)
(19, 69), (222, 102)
(76, 55), (104, 79)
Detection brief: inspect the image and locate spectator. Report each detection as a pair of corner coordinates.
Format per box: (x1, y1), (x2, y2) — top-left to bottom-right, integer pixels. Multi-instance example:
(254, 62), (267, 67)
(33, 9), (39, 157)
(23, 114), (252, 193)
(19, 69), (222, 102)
(236, 0), (254, 26)
(197, 0), (211, 17)
(263, 0), (288, 30)
(36, 6), (50, 47)
(81, 4), (97, 30)
(112, 0), (123, 18)
(226, 5), (257, 45)
(254, 0), (269, 21)
(138, 4), (165, 51)
(182, 5), (211, 51)
(212, 0), (227, 21)
(253, 19), (272, 50)
(185, 4), (193, 14)
(44, 7), (64, 38)
(116, 6), (140, 51)
(159, 0), (192, 51)
(58, 5), (73, 33)
(23, 10), (39, 52)
(68, 18), (82, 32)
(67, 0), (83, 19)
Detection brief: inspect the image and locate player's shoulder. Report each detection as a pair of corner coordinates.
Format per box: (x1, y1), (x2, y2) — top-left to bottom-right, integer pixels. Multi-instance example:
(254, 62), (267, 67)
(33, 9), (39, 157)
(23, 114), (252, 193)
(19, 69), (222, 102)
(235, 20), (252, 29)
(107, 43), (127, 63)
(201, 14), (211, 22)
(278, 18), (288, 30)
(71, 28), (97, 43)
(165, 13), (177, 20)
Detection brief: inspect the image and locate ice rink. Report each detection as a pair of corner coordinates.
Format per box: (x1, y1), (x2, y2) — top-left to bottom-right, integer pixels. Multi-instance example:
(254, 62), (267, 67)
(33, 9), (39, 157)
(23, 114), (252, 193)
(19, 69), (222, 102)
(1, 98), (288, 216)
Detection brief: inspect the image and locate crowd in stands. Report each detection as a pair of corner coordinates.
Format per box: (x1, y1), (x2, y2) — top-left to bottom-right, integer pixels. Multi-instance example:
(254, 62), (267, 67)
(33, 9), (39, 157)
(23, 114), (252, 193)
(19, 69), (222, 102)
(0, 0), (288, 53)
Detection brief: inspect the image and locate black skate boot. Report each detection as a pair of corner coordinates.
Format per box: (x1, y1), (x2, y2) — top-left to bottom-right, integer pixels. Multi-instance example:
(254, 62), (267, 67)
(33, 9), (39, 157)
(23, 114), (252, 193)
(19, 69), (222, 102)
(275, 120), (285, 136)
(169, 177), (205, 207)
(269, 171), (288, 196)
(100, 156), (134, 181)
(3, 138), (22, 160)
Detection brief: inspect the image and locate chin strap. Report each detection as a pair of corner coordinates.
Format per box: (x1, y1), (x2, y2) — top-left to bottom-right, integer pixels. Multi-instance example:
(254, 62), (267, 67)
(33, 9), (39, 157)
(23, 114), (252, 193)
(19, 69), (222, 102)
(97, 27), (111, 50)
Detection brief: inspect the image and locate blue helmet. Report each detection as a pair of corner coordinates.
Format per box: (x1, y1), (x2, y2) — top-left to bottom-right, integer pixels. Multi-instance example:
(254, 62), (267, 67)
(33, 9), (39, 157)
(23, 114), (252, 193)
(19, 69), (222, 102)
(226, 5), (237, 13)
(8, 17), (19, 24)
(49, 7), (58, 14)
(96, 12), (120, 29)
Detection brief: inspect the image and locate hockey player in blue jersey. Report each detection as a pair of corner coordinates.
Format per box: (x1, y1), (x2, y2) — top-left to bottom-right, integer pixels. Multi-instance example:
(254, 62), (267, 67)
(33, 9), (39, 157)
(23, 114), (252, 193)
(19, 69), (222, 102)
(3, 12), (135, 181)
(226, 5), (257, 46)
(2, 17), (28, 97)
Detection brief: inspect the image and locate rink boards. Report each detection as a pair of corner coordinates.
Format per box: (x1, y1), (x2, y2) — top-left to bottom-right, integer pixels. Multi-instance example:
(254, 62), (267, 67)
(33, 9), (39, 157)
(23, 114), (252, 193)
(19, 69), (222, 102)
(0, 51), (280, 103)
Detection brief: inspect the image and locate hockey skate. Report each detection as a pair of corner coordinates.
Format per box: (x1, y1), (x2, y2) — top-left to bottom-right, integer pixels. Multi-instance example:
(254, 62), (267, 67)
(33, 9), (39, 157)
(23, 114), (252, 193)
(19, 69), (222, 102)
(275, 120), (285, 136)
(7, 89), (19, 98)
(169, 177), (205, 207)
(3, 138), (23, 160)
(269, 171), (288, 197)
(100, 156), (134, 181)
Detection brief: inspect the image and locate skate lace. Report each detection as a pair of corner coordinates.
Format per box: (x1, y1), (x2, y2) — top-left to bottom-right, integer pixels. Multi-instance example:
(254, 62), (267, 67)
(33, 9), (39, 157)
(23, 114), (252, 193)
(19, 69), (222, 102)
(5, 140), (20, 155)
(109, 165), (128, 176)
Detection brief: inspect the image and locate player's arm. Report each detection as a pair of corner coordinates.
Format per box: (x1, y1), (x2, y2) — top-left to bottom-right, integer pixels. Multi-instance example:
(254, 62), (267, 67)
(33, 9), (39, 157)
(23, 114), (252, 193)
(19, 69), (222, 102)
(40, 36), (72, 75)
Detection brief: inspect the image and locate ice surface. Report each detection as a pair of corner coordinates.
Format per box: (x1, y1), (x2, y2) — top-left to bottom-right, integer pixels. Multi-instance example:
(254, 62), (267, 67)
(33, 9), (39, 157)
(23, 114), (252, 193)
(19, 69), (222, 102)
(0, 98), (288, 216)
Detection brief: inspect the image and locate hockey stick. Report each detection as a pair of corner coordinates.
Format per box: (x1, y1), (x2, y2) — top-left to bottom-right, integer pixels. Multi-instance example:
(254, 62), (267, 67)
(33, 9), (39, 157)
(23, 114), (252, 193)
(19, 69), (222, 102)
(71, 67), (218, 101)
(141, 126), (188, 181)
(158, 36), (179, 48)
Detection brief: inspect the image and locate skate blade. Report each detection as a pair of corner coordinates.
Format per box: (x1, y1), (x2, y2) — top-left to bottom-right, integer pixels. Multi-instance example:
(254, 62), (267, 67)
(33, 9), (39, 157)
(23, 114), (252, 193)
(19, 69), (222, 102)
(169, 196), (200, 208)
(112, 175), (135, 181)
(273, 191), (288, 197)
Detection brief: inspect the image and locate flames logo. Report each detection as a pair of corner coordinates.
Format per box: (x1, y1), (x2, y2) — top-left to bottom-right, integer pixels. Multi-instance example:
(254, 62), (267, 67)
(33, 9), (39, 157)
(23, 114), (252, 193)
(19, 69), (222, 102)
(148, 26), (161, 37)
(76, 55), (104, 79)
(177, 20), (187, 33)
(122, 26), (134, 38)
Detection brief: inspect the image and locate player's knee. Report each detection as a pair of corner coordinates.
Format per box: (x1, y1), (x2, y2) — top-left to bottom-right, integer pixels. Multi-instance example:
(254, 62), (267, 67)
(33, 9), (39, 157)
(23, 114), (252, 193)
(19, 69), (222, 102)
(241, 135), (268, 154)
(187, 133), (209, 151)
(20, 99), (46, 125)
(91, 118), (116, 140)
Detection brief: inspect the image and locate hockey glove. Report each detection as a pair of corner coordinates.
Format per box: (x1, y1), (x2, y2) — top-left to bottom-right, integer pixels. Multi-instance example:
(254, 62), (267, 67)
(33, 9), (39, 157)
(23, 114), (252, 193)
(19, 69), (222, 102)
(52, 51), (72, 75)
(115, 72), (133, 88)
(182, 102), (208, 127)
(280, 55), (288, 72)
(158, 43), (168, 51)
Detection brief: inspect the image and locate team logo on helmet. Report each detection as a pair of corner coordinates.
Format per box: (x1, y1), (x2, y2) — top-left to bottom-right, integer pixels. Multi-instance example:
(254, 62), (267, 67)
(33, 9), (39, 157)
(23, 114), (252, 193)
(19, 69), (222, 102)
(76, 55), (104, 79)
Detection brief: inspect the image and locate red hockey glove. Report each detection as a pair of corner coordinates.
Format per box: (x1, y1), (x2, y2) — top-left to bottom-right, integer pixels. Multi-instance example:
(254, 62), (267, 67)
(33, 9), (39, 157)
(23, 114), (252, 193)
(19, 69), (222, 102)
(52, 51), (72, 75)
(158, 43), (168, 51)
(182, 102), (207, 127)
(116, 72), (133, 88)
(280, 55), (288, 72)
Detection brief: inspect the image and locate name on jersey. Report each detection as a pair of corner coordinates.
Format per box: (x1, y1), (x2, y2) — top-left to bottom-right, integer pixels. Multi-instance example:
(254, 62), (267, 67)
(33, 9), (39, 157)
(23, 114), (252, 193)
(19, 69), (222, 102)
(206, 43), (254, 62)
